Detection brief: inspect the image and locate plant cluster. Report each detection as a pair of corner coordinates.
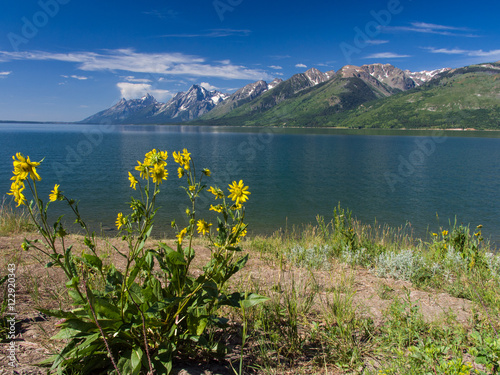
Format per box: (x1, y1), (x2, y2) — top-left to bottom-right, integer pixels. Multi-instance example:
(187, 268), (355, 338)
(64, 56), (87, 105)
(6, 150), (265, 374)
(248, 205), (500, 373)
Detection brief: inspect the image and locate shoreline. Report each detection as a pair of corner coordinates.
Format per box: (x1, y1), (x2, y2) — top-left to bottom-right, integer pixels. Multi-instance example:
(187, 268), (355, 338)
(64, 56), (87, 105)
(2, 121), (500, 133)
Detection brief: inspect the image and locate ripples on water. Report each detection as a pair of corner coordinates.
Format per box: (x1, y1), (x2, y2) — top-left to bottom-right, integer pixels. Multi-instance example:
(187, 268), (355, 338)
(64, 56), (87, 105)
(1, 123), (499, 245)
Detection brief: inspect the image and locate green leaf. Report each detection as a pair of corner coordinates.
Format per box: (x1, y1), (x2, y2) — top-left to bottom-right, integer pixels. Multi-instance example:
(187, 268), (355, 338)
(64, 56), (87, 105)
(68, 289), (85, 304)
(240, 293), (269, 310)
(144, 250), (155, 271)
(187, 315), (208, 336)
(82, 254), (103, 271)
(233, 254), (249, 272)
(62, 318), (98, 333)
(127, 264), (141, 287)
(147, 298), (182, 314)
(117, 356), (134, 375)
(131, 347), (143, 374)
(152, 343), (174, 374)
(39, 308), (78, 320)
(106, 265), (124, 292)
(64, 245), (78, 277)
(166, 248), (187, 266)
(94, 297), (121, 320)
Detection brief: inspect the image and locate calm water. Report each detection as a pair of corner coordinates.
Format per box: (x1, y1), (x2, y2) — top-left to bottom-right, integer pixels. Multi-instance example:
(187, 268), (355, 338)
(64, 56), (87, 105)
(1, 123), (500, 245)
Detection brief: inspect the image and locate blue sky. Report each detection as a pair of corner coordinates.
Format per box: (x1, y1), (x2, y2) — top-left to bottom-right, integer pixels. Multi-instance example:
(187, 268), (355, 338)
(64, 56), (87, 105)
(0, 0), (499, 122)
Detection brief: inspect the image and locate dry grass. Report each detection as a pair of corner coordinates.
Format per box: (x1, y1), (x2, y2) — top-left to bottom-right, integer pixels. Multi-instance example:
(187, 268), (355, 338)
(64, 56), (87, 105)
(1, 228), (494, 374)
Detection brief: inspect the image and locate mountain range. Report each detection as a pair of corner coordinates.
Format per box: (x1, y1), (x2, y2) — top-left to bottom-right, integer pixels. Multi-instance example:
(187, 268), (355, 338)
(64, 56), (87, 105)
(80, 62), (500, 129)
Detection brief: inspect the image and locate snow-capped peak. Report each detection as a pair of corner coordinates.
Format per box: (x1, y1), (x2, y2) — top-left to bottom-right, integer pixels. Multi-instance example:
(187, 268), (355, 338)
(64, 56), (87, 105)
(405, 67), (451, 86)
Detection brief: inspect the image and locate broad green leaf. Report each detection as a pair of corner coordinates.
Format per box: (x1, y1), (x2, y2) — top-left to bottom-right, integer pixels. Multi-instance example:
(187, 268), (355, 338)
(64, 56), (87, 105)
(166, 248), (187, 266)
(147, 298), (182, 314)
(187, 315), (208, 336)
(68, 289), (85, 304)
(127, 264), (141, 287)
(144, 250), (155, 270)
(117, 356), (134, 375)
(63, 318), (97, 333)
(82, 254), (103, 271)
(94, 297), (121, 320)
(131, 347), (143, 374)
(241, 293), (269, 309)
(64, 245), (78, 277)
(65, 275), (80, 289)
(106, 265), (124, 291)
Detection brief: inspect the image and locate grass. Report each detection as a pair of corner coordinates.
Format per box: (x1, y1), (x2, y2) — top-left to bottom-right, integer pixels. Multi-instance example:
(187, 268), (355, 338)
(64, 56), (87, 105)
(0, 196), (34, 235)
(1, 205), (500, 374)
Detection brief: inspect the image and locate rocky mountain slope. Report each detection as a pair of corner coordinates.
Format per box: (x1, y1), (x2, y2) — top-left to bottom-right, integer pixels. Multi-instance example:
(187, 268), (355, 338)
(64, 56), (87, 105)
(80, 62), (500, 129)
(196, 62), (500, 129)
(80, 85), (228, 124)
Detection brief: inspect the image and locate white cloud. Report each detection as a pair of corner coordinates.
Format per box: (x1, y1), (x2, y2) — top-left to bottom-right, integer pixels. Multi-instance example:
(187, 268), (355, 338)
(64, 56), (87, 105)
(122, 76), (152, 83)
(425, 47), (500, 58)
(364, 52), (411, 59)
(295, 63), (307, 68)
(61, 74), (89, 80)
(425, 47), (467, 55)
(268, 65), (283, 70)
(0, 71), (11, 78)
(382, 22), (478, 37)
(199, 82), (218, 91)
(117, 82), (172, 101)
(411, 22), (470, 32)
(365, 40), (389, 45)
(0, 49), (273, 80)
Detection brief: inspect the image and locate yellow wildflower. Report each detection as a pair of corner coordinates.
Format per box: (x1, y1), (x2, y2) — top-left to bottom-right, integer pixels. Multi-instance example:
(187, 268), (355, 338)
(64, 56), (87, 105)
(172, 151), (182, 164)
(7, 179), (26, 206)
(173, 149), (191, 170)
(231, 203), (242, 211)
(442, 230), (448, 236)
(209, 204), (223, 213)
(135, 160), (149, 180)
(12, 153), (41, 181)
(207, 186), (224, 199)
(432, 233), (438, 237)
(182, 148), (191, 162)
(144, 149), (156, 165)
(197, 219), (212, 235)
(49, 184), (62, 202)
(151, 164), (168, 184)
(228, 180), (250, 205)
(115, 213), (126, 229)
(177, 227), (188, 244)
(128, 172), (138, 190)
(232, 225), (247, 242)
(177, 167), (184, 178)
(144, 149), (167, 167)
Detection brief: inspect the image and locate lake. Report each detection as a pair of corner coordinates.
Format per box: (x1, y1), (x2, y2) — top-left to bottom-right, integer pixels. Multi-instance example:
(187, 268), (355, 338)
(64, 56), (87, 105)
(1, 123), (500, 245)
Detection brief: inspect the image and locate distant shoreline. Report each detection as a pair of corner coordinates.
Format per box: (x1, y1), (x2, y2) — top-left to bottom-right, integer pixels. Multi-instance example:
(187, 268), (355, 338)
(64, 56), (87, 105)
(2, 120), (500, 133)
